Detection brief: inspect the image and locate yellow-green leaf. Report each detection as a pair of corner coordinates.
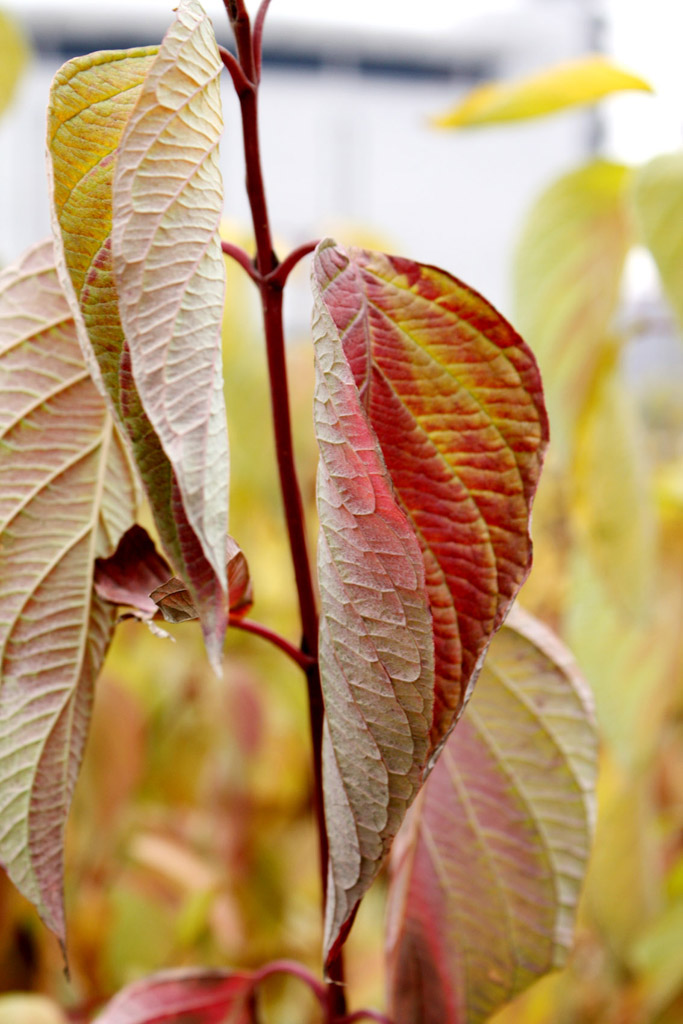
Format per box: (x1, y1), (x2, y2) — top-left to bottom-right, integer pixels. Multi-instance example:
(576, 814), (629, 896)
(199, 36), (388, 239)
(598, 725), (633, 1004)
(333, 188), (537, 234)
(514, 160), (633, 457)
(571, 348), (656, 619)
(0, 10), (28, 120)
(47, 2), (230, 671)
(433, 55), (652, 129)
(565, 551), (672, 770)
(631, 150), (683, 334)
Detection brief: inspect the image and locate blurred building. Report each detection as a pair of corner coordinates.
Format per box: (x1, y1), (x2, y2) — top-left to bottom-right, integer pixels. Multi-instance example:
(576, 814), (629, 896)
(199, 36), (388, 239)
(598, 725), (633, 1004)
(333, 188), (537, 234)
(1, 0), (601, 320)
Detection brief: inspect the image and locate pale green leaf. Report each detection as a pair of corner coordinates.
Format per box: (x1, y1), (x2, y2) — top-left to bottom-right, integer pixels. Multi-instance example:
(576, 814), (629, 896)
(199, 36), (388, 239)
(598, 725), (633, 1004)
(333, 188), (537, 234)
(514, 160), (633, 457)
(631, 150), (683, 334)
(629, 900), (683, 1016)
(581, 754), (661, 960)
(571, 350), (656, 618)
(434, 55), (652, 129)
(0, 241), (138, 944)
(565, 551), (672, 769)
(386, 608), (597, 1024)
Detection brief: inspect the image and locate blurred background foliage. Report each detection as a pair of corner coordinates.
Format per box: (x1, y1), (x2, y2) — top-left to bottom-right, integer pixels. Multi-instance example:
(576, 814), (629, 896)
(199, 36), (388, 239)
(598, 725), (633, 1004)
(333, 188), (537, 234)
(0, 11), (683, 1024)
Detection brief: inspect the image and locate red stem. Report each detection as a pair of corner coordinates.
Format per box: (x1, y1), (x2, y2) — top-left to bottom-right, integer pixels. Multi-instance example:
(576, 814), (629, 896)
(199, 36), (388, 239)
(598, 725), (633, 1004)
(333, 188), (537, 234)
(253, 0), (274, 81)
(223, 5), (347, 1017)
(266, 238), (320, 289)
(253, 959), (328, 1004)
(228, 615), (315, 670)
(218, 44), (251, 96)
(221, 239), (259, 281)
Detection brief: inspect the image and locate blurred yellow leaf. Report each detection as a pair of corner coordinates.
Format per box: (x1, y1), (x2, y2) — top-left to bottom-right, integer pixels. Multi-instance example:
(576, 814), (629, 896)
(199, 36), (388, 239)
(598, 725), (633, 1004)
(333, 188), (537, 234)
(581, 754), (661, 959)
(572, 349), (656, 618)
(433, 55), (652, 129)
(0, 995), (66, 1023)
(0, 10), (28, 119)
(632, 150), (683, 334)
(514, 160), (633, 457)
(629, 901), (683, 1017)
(566, 552), (671, 768)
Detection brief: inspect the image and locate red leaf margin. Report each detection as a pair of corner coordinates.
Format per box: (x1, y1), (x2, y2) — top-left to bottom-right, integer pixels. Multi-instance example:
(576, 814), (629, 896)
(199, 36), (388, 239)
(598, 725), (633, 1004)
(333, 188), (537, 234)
(92, 968), (255, 1024)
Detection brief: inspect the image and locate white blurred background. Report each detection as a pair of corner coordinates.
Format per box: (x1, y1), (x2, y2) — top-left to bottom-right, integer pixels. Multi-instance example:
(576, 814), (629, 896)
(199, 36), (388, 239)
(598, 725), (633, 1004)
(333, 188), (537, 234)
(0, 0), (681, 321)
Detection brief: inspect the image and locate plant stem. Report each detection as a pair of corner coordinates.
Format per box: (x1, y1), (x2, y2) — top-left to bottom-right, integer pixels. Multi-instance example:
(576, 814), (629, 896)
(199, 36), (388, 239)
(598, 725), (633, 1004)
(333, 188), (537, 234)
(221, 239), (259, 281)
(253, 959), (328, 1004)
(253, 0), (274, 81)
(224, 6), (347, 1017)
(266, 239), (320, 288)
(228, 615), (315, 670)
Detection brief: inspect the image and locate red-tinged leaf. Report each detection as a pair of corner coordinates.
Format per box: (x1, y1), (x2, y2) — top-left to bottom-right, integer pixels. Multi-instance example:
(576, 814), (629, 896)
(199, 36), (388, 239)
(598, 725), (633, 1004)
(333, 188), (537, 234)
(94, 524), (173, 617)
(93, 968), (255, 1024)
(150, 578), (198, 624)
(0, 241), (138, 945)
(312, 253), (435, 967)
(96, 527), (252, 628)
(385, 608), (597, 1024)
(514, 160), (632, 456)
(112, 0), (229, 625)
(47, 7), (229, 674)
(226, 541), (253, 620)
(313, 241), (548, 761)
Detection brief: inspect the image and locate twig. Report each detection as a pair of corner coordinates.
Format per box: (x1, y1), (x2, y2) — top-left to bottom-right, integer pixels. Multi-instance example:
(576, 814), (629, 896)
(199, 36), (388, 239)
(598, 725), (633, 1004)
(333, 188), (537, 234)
(266, 239), (320, 289)
(229, 615), (316, 671)
(221, 239), (259, 282)
(253, 0), (274, 82)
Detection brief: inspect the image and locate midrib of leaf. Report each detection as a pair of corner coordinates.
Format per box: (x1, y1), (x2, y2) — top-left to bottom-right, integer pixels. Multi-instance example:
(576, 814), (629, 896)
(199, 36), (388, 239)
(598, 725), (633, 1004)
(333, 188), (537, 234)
(365, 297), (534, 471)
(56, 97), (142, 240)
(463, 700), (567, 955)
(0, 419), (101, 533)
(1, 419), (114, 904)
(38, 429), (112, 903)
(433, 748), (520, 1004)
(485, 660), (591, 792)
(3, 416), (111, 676)
(398, 513), (494, 616)
(0, 314), (75, 358)
(362, 260), (531, 382)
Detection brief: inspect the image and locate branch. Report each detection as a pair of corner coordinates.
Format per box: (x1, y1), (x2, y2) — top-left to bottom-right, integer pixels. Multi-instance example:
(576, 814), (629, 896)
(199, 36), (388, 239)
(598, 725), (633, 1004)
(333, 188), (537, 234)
(221, 239), (259, 282)
(253, 0), (274, 82)
(266, 239), (320, 289)
(228, 616), (315, 671)
(253, 960), (328, 1005)
(224, 0), (256, 83)
(218, 45), (253, 97)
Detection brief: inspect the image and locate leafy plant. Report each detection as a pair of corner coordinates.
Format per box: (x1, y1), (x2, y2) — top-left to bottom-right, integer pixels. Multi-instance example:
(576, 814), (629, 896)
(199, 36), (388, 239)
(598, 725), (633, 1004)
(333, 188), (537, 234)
(436, 48), (683, 1024)
(0, 3), (598, 1022)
